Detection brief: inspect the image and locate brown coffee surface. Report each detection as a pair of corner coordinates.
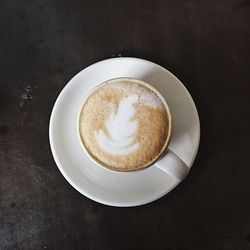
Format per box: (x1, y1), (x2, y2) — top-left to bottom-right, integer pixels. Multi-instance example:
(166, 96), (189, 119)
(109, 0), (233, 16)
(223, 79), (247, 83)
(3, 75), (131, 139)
(78, 79), (171, 172)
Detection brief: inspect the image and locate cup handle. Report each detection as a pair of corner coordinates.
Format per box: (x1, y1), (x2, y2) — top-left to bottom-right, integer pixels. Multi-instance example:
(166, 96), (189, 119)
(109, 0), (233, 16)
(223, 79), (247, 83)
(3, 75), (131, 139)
(154, 150), (190, 181)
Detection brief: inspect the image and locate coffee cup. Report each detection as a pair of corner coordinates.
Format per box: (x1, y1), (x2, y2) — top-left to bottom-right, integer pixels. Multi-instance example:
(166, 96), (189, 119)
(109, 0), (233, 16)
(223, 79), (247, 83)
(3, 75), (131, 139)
(77, 77), (189, 180)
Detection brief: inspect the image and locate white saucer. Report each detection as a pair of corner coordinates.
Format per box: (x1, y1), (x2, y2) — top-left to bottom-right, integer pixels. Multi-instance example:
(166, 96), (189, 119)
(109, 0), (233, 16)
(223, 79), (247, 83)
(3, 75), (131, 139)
(49, 57), (200, 207)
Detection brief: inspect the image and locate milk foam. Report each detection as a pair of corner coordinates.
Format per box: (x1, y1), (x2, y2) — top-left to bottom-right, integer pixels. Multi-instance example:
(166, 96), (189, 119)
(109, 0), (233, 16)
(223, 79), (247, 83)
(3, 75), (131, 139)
(79, 79), (171, 171)
(96, 95), (139, 155)
(96, 93), (164, 155)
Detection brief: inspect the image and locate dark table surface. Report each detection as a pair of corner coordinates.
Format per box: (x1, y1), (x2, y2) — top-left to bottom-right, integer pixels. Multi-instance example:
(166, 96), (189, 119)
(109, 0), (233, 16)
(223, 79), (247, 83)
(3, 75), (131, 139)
(1, 0), (250, 249)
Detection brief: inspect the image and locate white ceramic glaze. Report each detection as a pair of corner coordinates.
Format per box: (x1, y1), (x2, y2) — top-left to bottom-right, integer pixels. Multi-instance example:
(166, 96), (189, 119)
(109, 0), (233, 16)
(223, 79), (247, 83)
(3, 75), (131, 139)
(49, 57), (200, 207)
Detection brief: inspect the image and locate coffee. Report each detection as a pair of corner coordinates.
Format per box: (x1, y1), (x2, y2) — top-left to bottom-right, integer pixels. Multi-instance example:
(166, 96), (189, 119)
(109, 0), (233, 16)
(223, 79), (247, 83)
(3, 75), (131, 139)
(78, 78), (172, 172)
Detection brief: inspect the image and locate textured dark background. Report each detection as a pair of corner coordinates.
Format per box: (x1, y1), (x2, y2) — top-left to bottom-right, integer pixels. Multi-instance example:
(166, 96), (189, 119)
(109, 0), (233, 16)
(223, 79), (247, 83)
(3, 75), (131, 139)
(1, 0), (250, 249)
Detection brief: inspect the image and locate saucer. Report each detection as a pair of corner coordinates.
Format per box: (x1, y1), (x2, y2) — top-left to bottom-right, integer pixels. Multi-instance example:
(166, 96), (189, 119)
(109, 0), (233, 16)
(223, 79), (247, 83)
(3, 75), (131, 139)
(49, 57), (200, 207)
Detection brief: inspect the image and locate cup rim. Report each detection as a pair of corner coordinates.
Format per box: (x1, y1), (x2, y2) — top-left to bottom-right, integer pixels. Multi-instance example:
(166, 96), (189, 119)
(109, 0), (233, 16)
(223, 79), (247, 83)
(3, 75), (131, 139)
(77, 77), (173, 173)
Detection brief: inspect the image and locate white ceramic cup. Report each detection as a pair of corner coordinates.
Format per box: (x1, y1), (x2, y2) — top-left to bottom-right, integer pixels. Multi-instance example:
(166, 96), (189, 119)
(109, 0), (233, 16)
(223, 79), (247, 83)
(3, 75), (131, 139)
(77, 77), (189, 181)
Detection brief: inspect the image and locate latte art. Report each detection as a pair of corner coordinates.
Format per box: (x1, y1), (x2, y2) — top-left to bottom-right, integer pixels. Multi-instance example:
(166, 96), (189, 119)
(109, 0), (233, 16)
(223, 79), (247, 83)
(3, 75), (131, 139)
(78, 78), (172, 172)
(96, 95), (139, 155)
